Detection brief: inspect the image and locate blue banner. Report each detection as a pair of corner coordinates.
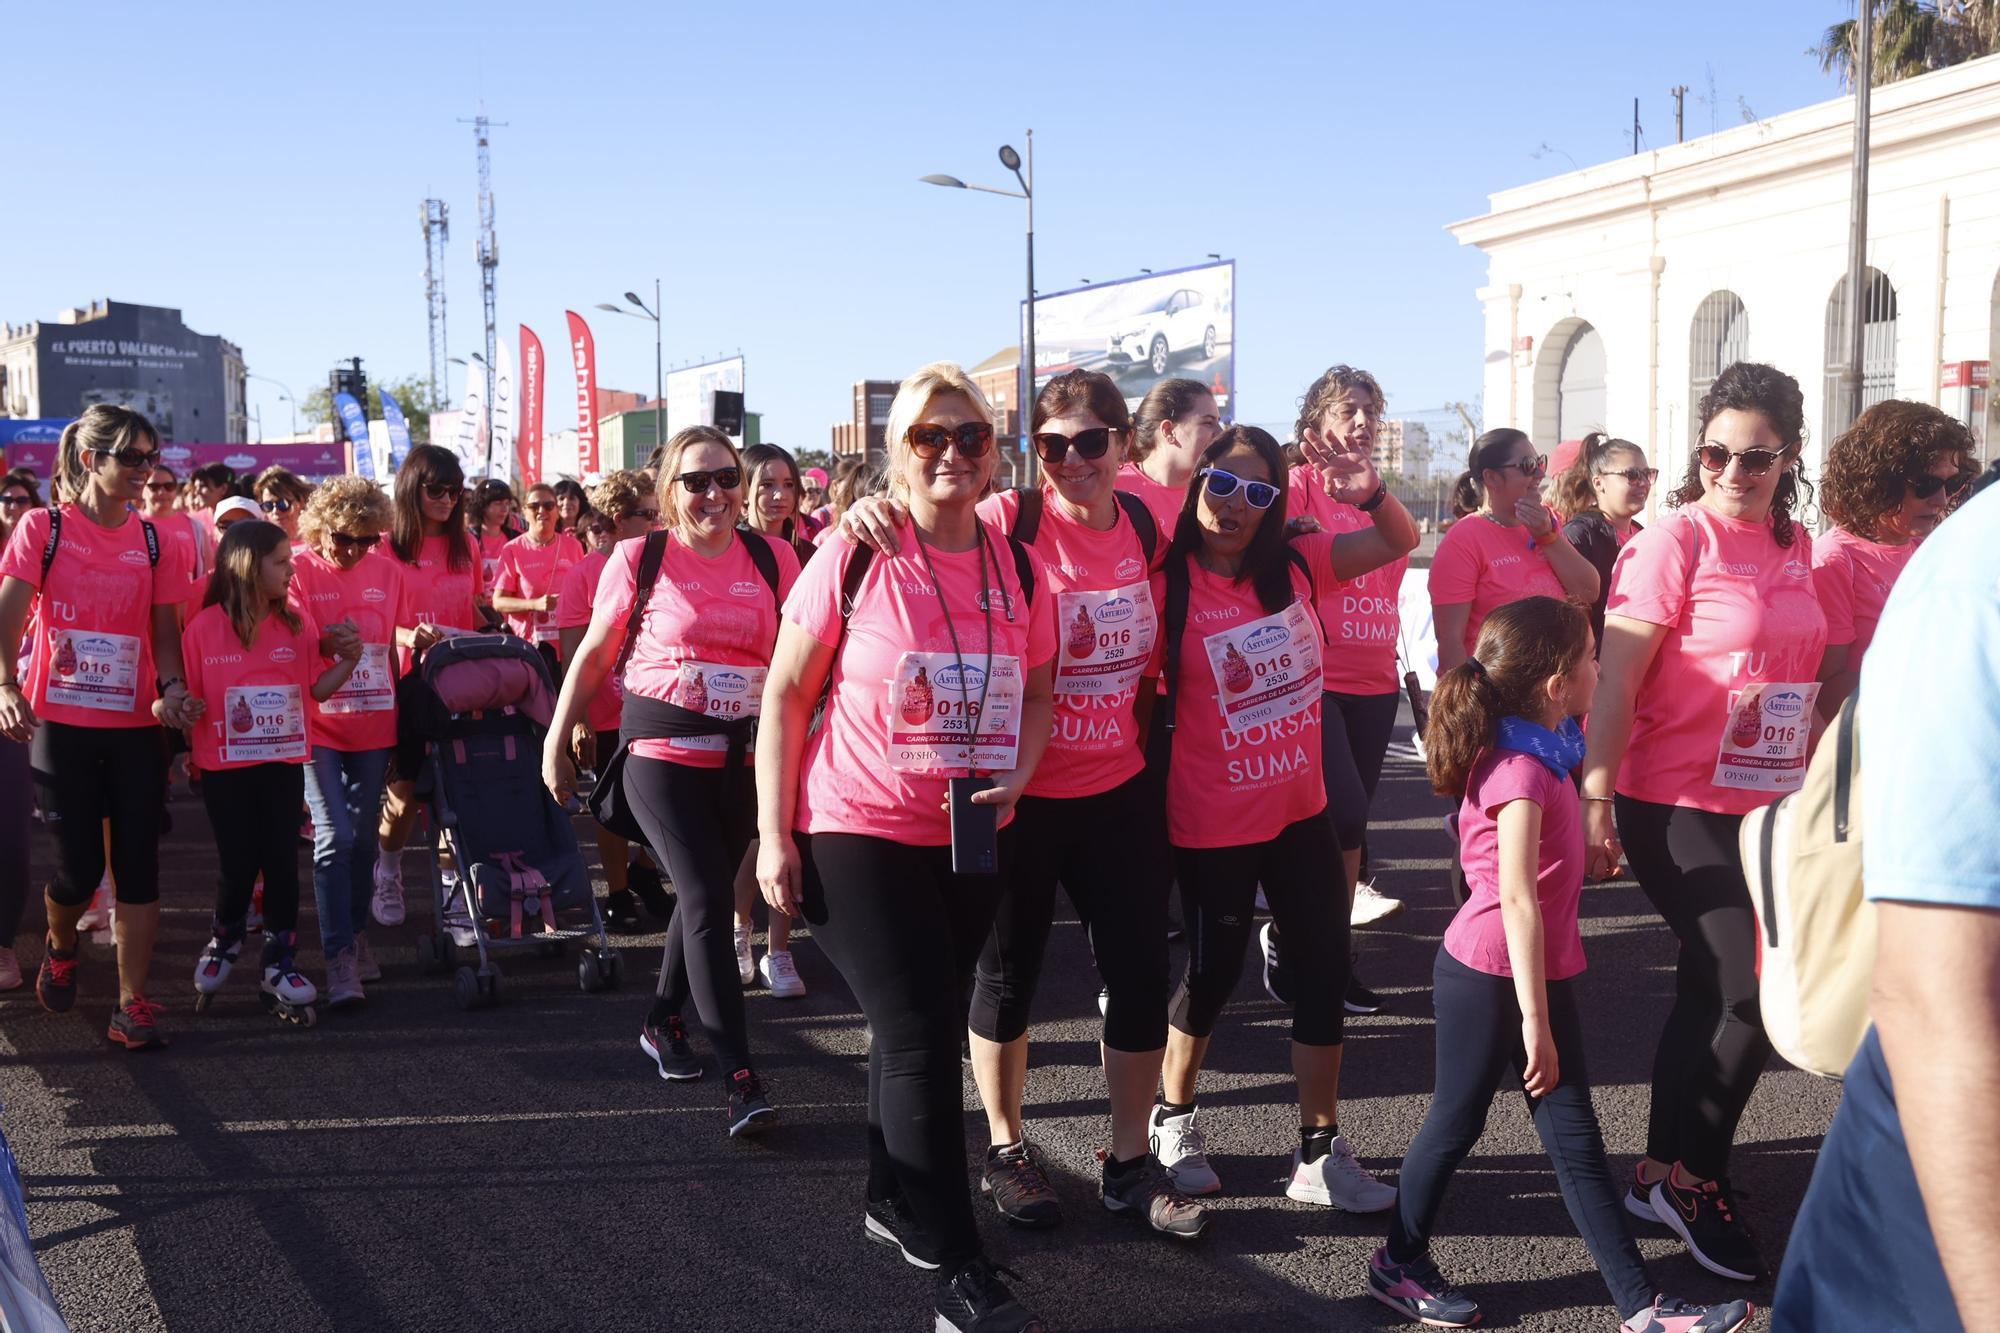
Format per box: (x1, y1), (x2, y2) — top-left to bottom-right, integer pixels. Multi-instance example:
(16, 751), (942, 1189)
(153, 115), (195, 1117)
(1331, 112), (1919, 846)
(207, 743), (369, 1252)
(379, 391), (413, 475)
(333, 393), (373, 481)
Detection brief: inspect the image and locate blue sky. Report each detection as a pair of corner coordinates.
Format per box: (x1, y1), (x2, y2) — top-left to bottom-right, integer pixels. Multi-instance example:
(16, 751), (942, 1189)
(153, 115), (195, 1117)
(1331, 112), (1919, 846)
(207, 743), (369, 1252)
(10, 1), (1849, 449)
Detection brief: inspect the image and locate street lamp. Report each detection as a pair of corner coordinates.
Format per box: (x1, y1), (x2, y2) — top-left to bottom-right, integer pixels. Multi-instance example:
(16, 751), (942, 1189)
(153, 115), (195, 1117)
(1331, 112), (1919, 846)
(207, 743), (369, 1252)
(597, 280), (664, 465)
(923, 131), (1035, 481)
(246, 372), (296, 439)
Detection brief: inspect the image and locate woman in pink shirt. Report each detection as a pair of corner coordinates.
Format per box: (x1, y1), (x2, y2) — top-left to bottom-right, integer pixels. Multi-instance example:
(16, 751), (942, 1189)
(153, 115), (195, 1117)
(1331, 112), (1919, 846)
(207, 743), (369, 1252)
(1812, 399), (1973, 720)
(253, 466), (313, 545)
(755, 363), (1056, 1333)
(140, 464), (211, 592)
(1554, 434), (1654, 647)
(183, 521), (359, 1021)
(1115, 378), (1222, 532)
(545, 428), (799, 1140)
(467, 477), (515, 617)
(0, 406), (197, 1049)
(491, 481), (585, 673)
(1579, 363), (1827, 1286)
(1429, 429), (1600, 671)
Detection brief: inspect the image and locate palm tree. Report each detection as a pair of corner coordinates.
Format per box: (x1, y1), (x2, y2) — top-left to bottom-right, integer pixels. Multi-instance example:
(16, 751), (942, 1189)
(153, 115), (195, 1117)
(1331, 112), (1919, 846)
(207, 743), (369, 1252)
(1814, 0), (2000, 88)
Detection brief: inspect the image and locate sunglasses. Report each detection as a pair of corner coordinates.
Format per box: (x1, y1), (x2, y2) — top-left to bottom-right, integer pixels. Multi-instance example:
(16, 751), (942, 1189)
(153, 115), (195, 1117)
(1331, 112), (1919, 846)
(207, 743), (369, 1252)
(1697, 444), (1786, 477)
(1199, 467), (1279, 510)
(1494, 454), (1547, 478)
(99, 447), (162, 470)
(906, 421), (994, 460)
(0, 495), (32, 508)
(632, 507), (661, 522)
(1598, 467), (1658, 484)
(673, 468), (742, 494)
(1908, 471), (1973, 501)
(145, 480), (179, 492)
(260, 497), (293, 514)
(330, 531), (382, 550)
(525, 500), (558, 512)
(1031, 427), (1117, 465)
(422, 482), (461, 502)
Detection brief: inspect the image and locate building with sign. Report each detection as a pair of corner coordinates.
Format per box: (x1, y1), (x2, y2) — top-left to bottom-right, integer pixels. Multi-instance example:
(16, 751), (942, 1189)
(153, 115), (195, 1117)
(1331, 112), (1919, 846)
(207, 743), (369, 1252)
(1448, 53), (2000, 473)
(0, 300), (247, 443)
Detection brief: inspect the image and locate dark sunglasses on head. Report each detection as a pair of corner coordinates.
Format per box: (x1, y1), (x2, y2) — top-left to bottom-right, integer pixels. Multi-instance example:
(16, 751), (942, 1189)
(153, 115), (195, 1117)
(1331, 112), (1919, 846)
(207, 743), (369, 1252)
(1031, 427), (1117, 465)
(330, 531), (382, 550)
(422, 481), (461, 502)
(1494, 454), (1547, 478)
(1908, 470), (1973, 502)
(1598, 467), (1658, 484)
(1697, 444), (1786, 477)
(144, 480), (179, 492)
(1199, 467), (1279, 510)
(673, 468), (742, 494)
(906, 421), (994, 460)
(101, 446), (161, 470)
(525, 499), (557, 512)
(260, 497), (293, 514)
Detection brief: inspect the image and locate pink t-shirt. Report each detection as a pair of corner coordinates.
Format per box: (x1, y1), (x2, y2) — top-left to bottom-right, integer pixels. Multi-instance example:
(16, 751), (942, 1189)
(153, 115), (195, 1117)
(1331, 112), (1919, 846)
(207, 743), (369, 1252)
(1154, 541), (1336, 849)
(1115, 461), (1187, 533)
(392, 534), (481, 676)
(1811, 525), (1917, 670)
(977, 488), (1156, 800)
(493, 531), (585, 644)
(1606, 507), (1828, 815)
(590, 531), (800, 767)
(786, 530), (1056, 845)
(181, 602), (323, 772)
(1287, 464), (1405, 695)
(0, 505), (196, 728)
(474, 529), (508, 597)
(1444, 749), (1588, 981)
(1428, 513), (1570, 656)
(150, 511), (208, 589)
(558, 546), (623, 734)
(291, 547), (402, 752)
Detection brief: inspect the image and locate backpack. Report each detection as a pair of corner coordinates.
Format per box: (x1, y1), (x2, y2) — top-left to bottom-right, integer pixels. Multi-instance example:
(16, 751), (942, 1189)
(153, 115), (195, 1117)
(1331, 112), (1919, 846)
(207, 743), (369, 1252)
(613, 527), (782, 679)
(41, 510), (160, 582)
(1739, 695), (1874, 1079)
(1009, 487), (1159, 566)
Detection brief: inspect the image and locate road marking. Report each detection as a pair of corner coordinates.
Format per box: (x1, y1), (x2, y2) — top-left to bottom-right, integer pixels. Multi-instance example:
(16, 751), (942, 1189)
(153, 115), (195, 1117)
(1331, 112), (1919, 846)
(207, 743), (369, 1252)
(41, 1101), (871, 1145)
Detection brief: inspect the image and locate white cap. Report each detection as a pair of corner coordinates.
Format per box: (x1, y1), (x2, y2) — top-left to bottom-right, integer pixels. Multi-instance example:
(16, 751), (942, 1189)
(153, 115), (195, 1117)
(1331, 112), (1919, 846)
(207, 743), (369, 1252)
(212, 496), (263, 525)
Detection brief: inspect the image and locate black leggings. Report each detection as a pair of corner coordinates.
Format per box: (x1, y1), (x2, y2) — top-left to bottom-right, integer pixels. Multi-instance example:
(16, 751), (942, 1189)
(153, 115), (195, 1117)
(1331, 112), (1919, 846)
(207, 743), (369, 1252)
(968, 773), (1171, 1053)
(1171, 814), (1348, 1046)
(625, 756), (755, 1074)
(1320, 689), (1400, 853)
(0, 738), (31, 943)
(30, 721), (165, 907)
(803, 829), (1011, 1270)
(201, 762), (306, 937)
(1615, 795), (1767, 1180)
(1390, 950), (1653, 1321)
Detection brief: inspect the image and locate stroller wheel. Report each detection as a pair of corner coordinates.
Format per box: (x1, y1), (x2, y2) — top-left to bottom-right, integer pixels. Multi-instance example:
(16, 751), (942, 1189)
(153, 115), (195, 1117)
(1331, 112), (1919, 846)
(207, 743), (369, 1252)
(416, 932), (445, 976)
(453, 965), (481, 1011)
(478, 970), (500, 1005)
(578, 949), (605, 994)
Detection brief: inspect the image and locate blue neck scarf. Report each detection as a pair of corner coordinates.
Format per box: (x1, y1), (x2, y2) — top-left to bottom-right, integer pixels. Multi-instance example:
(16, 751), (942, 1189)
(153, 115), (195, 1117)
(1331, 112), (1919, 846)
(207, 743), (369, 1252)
(1496, 715), (1586, 778)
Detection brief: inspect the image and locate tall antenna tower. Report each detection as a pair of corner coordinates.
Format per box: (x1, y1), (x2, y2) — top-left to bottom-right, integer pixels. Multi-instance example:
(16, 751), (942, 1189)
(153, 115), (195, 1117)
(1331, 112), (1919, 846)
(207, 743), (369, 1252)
(421, 199), (450, 410)
(459, 109), (506, 473)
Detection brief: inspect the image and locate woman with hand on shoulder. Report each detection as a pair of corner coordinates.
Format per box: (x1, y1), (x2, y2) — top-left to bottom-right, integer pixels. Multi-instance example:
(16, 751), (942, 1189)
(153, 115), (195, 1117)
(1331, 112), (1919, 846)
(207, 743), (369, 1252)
(1554, 434), (1655, 645)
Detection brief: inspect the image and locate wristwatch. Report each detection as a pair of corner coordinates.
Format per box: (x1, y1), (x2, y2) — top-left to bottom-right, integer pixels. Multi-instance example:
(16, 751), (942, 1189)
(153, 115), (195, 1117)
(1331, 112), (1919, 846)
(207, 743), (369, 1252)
(1354, 482), (1388, 513)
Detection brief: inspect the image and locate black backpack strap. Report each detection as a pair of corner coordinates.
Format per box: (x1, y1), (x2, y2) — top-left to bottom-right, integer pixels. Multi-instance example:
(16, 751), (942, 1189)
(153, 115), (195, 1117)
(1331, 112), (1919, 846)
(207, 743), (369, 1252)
(811, 541), (875, 730)
(1160, 553), (1190, 735)
(1004, 533), (1036, 610)
(1114, 490), (1159, 565)
(39, 510), (62, 584)
(139, 518), (160, 568)
(613, 529), (670, 679)
(738, 527), (782, 600)
(1011, 487), (1044, 548)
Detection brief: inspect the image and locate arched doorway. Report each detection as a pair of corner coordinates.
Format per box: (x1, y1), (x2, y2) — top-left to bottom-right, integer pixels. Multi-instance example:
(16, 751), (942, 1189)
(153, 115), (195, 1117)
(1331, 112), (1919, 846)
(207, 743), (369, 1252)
(1689, 291), (1751, 443)
(1823, 267), (1898, 439)
(1557, 323), (1606, 443)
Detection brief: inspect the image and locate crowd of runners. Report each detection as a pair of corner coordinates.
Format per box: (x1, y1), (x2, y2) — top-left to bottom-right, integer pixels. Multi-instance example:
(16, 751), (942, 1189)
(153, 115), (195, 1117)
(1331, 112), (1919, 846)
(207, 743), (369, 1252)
(0, 355), (1990, 1332)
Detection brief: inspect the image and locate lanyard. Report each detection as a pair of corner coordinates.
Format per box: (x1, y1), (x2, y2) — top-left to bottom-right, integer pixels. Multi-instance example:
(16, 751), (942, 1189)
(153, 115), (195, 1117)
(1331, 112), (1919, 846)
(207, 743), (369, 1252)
(911, 525), (996, 776)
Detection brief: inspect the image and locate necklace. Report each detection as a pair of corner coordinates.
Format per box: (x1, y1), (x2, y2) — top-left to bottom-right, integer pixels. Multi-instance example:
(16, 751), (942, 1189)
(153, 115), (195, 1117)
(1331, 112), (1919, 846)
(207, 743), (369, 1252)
(911, 524), (997, 775)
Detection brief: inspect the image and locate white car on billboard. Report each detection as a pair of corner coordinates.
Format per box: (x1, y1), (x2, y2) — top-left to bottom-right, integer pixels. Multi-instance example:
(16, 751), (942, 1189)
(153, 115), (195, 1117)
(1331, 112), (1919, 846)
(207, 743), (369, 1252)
(1107, 288), (1218, 376)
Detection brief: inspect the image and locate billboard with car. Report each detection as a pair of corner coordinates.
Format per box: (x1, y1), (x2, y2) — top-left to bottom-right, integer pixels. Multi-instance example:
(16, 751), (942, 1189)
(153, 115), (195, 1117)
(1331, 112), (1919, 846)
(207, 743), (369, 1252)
(1023, 260), (1234, 416)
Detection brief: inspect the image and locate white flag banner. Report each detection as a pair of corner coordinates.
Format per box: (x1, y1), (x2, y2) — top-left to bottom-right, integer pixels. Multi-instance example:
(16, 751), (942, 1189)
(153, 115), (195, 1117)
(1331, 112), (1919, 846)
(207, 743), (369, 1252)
(454, 364), (487, 477)
(490, 339), (516, 481)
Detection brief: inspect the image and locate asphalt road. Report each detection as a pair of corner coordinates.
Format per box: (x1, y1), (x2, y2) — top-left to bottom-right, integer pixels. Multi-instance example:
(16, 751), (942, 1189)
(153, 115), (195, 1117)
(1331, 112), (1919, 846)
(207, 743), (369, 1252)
(0, 716), (1839, 1333)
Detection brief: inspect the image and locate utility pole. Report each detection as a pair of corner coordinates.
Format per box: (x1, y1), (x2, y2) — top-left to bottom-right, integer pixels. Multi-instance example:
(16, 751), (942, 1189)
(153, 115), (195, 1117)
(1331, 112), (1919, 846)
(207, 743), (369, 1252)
(1840, 1), (1875, 434)
(459, 109), (507, 476)
(1671, 85), (1688, 142)
(421, 199), (449, 412)
(1632, 98), (1642, 154)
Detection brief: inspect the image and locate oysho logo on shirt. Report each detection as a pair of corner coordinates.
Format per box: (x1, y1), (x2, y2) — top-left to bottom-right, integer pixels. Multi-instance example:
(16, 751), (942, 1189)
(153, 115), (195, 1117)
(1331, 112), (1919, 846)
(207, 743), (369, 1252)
(204, 653), (245, 667)
(1114, 557), (1144, 581)
(1192, 606), (1242, 624)
(729, 580), (760, 598)
(1719, 561), (1760, 577)
(671, 579), (704, 592)
(1489, 554), (1521, 569)
(898, 579), (937, 597)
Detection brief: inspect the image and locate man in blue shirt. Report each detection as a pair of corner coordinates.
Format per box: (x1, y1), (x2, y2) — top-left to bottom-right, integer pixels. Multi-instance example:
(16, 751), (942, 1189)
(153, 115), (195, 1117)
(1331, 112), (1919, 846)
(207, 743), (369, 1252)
(1773, 482), (2000, 1331)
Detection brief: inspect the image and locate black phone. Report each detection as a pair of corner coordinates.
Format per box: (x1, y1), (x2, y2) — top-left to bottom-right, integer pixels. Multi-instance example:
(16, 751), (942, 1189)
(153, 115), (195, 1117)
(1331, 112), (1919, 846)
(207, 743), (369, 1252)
(948, 775), (998, 876)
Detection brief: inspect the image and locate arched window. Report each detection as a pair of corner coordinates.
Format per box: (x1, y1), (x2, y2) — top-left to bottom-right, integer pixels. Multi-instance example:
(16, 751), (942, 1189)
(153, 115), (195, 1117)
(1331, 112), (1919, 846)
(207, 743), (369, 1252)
(1556, 323), (1606, 443)
(1823, 267), (1898, 438)
(1689, 292), (1750, 443)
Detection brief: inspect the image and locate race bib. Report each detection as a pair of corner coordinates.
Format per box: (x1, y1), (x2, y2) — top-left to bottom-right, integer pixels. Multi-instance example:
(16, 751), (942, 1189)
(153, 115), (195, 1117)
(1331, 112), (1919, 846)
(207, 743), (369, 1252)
(1712, 681), (1820, 793)
(889, 651), (1024, 773)
(661, 659), (766, 753)
(1055, 581), (1155, 697)
(1202, 601), (1322, 734)
(47, 630), (141, 713)
(222, 683), (307, 763)
(533, 613), (559, 644)
(322, 644), (394, 715)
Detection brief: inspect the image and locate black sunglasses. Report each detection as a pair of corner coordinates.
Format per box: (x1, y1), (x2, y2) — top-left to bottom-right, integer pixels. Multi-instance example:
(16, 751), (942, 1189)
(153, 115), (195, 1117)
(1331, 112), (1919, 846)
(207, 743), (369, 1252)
(1031, 427), (1117, 465)
(1493, 454), (1547, 478)
(260, 497), (294, 514)
(906, 421), (994, 460)
(330, 532), (382, 550)
(422, 481), (461, 502)
(525, 499), (558, 512)
(1697, 444), (1786, 477)
(673, 468), (742, 494)
(1908, 471), (1973, 502)
(144, 480), (179, 492)
(1199, 467), (1279, 510)
(0, 495), (32, 508)
(631, 507), (661, 521)
(1598, 467), (1658, 484)
(100, 446), (162, 470)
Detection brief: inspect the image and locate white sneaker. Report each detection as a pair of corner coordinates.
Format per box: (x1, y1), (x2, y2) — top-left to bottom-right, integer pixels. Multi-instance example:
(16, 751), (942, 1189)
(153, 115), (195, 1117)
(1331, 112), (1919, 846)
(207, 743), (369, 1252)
(77, 875), (114, 931)
(353, 932), (383, 982)
(1149, 1104), (1221, 1196)
(371, 856), (406, 927)
(1410, 730), (1428, 763)
(733, 925), (755, 986)
(758, 949), (806, 998)
(0, 946), (22, 991)
(1285, 1135), (1397, 1212)
(325, 947), (365, 1008)
(1350, 879), (1405, 928)
(1097, 985), (1109, 1018)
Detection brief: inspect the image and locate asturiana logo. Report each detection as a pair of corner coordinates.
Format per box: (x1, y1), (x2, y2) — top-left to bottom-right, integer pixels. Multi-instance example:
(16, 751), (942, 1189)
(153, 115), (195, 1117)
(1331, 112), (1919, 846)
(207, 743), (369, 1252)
(729, 580), (760, 598)
(710, 670), (750, 696)
(1243, 624), (1288, 654)
(937, 663), (987, 692)
(250, 688), (291, 712)
(269, 646), (297, 664)
(224, 453), (257, 470)
(363, 588), (388, 603)
(1765, 690), (1807, 721)
(1783, 560), (1811, 579)
(1094, 597), (1135, 625)
(1114, 557), (1145, 581)
(118, 549), (150, 567)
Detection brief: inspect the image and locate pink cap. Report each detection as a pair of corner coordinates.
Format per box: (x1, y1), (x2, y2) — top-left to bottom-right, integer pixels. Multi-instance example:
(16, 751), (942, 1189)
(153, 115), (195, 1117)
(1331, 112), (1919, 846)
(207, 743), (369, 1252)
(804, 468), (829, 489)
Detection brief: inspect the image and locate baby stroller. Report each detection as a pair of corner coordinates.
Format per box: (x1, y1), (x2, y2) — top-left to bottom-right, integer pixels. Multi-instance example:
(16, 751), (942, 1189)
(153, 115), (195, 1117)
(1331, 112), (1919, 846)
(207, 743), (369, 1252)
(405, 633), (622, 1009)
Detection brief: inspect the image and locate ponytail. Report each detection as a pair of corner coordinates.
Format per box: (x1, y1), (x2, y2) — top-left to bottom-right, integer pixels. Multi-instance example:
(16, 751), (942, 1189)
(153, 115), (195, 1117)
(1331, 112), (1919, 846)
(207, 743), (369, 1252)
(1423, 595), (1592, 797)
(1452, 428), (1531, 521)
(54, 403), (158, 505)
(1551, 432), (1643, 521)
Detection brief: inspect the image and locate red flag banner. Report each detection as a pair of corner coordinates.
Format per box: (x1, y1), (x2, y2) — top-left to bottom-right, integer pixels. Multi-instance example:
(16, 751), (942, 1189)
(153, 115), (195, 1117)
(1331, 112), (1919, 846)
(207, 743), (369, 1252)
(518, 323), (545, 485)
(565, 310), (599, 477)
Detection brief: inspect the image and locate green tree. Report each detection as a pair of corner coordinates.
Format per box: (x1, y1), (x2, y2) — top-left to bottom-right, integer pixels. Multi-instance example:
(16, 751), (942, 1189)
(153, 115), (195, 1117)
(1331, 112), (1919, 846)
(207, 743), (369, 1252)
(794, 448), (833, 473)
(1814, 0), (2000, 88)
(299, 374), (447, 444)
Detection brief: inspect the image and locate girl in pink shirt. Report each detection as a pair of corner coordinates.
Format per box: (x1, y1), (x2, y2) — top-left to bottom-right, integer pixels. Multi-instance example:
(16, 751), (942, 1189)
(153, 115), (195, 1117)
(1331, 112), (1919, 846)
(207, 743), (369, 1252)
(754, 364), (1056, 1333)
(491, 482), (586, 666)
(1579, 363), (1827, 1285)
(1114, 377), (1222, 531)
(182, 521), (359, 1023)
(1374, 596), (1750, 1333)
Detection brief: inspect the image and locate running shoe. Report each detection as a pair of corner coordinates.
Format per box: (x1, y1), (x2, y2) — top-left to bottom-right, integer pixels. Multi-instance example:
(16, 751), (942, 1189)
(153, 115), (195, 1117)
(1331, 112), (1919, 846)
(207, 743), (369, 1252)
(1097, 985), (1109, 1018)
(1622, 1296), (1754, 1333)
(1100, 1151), (1207, 1238)
(324, 947), (365, 1009)
(1351, 878), (1405, 927)
(1367, 1246), (1482, 1328)
(981, 1142), (1061, 1228)
(1625, 1166), (1666, 1224)
(1258, 922), (1293, 1005)
(371, 856), (406, 927)
(1149, 1103), (1221, 1195)
(106, 995), (168, 1050)
(0, 946), (21, 992)
(934, 1257), (1045, 1333)
(759, 949), (806, 998)
(77, 876), (113, 932)
(733, 924), (755, 986)
(863, 1193), (939, 1270)
(603, 889), (643, 933)
(640, 1016), (703, 1082)
(627, 858), (673, 919)
(1649, 1174), (1765, 1282)
(1345, 976), (1385, 1015)
(726, 1068), (775, 1137)
(1286, 1136), (1397, 1212)
(353, 932), (383, 982)
(35, 939), (78, 1013)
